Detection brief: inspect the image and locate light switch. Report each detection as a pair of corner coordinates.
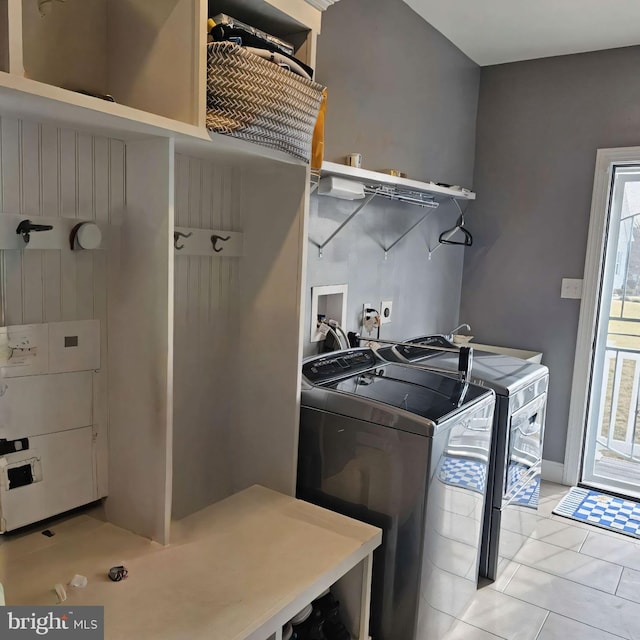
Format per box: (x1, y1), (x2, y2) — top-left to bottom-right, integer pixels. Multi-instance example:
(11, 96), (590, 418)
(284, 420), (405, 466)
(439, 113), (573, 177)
(561, 278), (583, 299)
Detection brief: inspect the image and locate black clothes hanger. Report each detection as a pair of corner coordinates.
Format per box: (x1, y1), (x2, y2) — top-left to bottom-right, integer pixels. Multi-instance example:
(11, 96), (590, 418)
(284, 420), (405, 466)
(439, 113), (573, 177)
(439, 214), (473, 246)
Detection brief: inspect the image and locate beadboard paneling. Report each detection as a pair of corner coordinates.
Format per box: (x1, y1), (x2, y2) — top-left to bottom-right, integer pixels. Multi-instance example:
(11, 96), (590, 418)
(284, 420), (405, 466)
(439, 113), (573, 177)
(172, 154), (243, 519)
(0, 115), (125, 507)
(0, 116), (125, 325)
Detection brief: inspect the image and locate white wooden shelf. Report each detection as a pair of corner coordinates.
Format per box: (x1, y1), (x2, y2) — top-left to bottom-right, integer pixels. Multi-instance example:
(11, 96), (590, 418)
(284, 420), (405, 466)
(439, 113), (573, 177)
(0, 71), (201, 140)
(320, 161), (476, 201)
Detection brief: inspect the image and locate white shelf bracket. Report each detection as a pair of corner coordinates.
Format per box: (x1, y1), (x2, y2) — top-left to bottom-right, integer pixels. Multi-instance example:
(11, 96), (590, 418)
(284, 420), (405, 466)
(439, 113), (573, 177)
(312, 191), (378, 258)
(309, 171), (321, 196)
(383, 209), (435, 260)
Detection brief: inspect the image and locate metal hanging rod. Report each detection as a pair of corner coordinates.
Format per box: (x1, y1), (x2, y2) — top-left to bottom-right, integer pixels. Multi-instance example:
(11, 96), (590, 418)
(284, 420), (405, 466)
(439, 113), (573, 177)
(363, 185), (439, 208)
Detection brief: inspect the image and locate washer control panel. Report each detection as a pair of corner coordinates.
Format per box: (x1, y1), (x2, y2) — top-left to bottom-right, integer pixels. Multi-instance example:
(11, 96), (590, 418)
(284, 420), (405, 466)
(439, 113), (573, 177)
(303, 349), (377, 385)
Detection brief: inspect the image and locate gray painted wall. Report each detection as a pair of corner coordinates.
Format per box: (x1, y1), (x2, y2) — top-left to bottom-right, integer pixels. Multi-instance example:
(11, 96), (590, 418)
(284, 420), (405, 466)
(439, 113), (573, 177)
(461, 46), (640, 464)
(305, 0), (480, 356)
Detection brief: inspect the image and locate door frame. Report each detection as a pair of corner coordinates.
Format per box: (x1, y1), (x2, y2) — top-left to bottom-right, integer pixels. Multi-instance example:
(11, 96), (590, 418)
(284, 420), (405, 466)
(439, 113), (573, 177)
(564, 146), (640, 486)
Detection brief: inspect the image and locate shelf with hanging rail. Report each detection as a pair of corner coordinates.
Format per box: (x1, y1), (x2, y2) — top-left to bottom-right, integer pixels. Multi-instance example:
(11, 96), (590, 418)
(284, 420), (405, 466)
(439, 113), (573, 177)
(309, 162), (475, 258)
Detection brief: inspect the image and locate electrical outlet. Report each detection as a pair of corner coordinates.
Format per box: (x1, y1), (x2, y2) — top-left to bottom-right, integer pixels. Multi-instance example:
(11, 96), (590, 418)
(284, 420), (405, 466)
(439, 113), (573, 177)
(380, 300), (393, 324)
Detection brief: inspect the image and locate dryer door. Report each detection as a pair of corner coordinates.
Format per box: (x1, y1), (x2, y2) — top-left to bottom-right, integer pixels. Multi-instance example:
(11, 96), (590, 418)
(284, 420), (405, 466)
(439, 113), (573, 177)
(504, 393), (547, 509)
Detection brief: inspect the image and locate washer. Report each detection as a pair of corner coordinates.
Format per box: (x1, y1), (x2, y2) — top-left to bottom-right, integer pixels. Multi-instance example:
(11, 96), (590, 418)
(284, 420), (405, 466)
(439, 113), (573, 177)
(378, 335), (549, 581)
(296, 348), (495, 640)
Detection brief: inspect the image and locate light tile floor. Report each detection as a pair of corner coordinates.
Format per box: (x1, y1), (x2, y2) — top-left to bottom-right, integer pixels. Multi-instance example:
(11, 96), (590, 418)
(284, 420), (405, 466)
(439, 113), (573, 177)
(443, 481), (640, 640)
(2, 482), (640, 639)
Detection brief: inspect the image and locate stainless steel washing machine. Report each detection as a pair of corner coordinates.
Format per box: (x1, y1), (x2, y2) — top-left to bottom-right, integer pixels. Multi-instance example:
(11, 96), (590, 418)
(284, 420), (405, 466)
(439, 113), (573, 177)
(378, 335), (549, 581)
(296, 348), (495, 640)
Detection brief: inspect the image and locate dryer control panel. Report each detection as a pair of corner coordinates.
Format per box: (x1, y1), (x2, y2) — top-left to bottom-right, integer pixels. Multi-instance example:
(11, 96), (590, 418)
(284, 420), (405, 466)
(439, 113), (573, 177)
(410, 334), (457, 350)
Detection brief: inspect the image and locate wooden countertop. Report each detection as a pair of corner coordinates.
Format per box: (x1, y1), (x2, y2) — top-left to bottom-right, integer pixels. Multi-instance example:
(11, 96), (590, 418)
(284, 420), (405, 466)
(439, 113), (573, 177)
(0, 485), (382, 640)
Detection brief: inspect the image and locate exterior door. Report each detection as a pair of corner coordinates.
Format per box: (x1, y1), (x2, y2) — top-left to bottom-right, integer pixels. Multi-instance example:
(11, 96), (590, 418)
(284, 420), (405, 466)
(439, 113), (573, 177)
(582, 165), (640, 498)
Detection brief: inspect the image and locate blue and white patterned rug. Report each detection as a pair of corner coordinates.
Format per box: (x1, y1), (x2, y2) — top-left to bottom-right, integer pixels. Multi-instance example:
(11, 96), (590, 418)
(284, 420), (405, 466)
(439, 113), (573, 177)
(553, 487), (640, 540)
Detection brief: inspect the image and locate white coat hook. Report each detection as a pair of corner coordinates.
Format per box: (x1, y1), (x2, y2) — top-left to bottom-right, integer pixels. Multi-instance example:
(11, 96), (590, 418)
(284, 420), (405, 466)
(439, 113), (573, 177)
(1, 215), (109, 251)
(70, 222), (102, 250)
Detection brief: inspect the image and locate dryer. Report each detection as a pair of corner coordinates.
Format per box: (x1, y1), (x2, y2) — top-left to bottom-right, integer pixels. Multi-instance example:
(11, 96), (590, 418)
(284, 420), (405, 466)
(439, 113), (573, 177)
(378, 335), (549, 581)
(296, 348), (495, 640)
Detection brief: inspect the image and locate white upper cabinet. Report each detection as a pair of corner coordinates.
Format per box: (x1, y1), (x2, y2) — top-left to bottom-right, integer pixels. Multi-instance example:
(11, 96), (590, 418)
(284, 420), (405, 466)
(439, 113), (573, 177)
(0, 0), (324, 162)
(15, 0), (201, 124)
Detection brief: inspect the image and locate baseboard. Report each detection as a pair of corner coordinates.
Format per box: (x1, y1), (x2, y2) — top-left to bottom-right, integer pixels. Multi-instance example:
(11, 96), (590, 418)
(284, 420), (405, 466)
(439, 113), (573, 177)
(542, 460), (566, 484)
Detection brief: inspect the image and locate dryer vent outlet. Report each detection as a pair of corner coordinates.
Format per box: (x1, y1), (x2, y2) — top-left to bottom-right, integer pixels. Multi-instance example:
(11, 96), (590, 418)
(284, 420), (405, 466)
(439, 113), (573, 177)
(380, 300), (393, 325)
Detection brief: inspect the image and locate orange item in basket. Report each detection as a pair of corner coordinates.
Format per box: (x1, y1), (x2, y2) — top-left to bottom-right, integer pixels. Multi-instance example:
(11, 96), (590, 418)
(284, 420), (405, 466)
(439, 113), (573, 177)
(311, 88), (328, 171)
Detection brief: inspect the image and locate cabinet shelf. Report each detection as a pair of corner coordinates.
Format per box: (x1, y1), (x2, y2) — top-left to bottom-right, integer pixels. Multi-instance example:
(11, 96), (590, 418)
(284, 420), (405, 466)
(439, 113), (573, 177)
(0, 72), (306, 166)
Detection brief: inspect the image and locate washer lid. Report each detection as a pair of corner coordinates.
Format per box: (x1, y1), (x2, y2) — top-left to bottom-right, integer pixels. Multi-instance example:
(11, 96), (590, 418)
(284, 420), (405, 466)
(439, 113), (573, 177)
(324, 363), (490, 424)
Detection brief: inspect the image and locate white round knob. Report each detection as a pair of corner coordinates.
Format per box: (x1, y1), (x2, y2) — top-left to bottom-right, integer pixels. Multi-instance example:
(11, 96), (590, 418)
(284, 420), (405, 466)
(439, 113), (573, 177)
(76, 223), (102, 250)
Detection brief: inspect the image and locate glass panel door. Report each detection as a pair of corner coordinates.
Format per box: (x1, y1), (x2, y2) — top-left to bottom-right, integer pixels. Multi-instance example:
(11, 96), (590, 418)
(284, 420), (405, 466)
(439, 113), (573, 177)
(582, 166), (640, 498)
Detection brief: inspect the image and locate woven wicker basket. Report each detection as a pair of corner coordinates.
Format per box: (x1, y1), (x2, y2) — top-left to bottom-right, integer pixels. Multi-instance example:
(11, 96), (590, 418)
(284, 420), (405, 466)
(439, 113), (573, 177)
(207, 42), (325, 161)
